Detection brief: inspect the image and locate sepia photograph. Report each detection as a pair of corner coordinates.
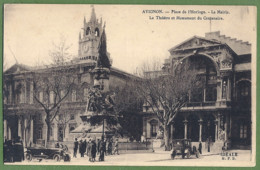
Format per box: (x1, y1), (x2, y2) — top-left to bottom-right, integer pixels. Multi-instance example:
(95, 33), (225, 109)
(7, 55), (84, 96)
(2, 4), (256, 167)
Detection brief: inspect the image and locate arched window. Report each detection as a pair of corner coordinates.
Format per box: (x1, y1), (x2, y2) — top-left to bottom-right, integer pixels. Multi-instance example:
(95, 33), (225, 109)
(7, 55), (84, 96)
(37, 127), (42, 139)
(237, 80), (251, 108)
(86, 27), (91, 35)
(150, 119), (158, 138)
(95, 28), (100, 36)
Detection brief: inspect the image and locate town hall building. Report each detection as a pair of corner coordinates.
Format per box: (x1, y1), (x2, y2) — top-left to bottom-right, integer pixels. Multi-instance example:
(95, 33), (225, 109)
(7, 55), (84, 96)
(3, 7), (136, 146)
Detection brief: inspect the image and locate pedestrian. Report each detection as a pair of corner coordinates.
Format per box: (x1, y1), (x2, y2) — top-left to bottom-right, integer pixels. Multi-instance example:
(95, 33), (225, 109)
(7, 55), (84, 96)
(99, 138), (105, 161)
(208, 136), (212, 152)
(97, 139), (100, 155)
(13, 136), (24, 162)
(198, 141), (202, 154)
(103, 138), (107, 156)
(87, 139), (92, 162)
(108, 139), (113, 155)
(79, 140), (84, 157)
(73, 138), (79, 158)
(113, 139), (119, 155)
(83, 139), (87, 156)
(91, 140), (97, 162)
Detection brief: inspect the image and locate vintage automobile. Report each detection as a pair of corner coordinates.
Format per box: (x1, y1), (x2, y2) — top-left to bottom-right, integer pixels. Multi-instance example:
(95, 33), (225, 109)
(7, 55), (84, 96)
(171, 139), (200, 159)
(25, 146), (71, 162)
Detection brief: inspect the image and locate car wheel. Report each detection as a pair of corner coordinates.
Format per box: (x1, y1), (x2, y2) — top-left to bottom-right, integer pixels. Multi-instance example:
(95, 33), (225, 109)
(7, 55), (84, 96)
(64, 154), (71, 162)
(25, 153), (32, 161)
(53, 154), (61, 162)
(186, 151), (191, 159)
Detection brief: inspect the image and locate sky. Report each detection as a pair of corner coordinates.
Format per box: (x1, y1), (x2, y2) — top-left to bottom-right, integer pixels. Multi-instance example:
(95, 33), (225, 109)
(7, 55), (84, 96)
(4, 5), (256, 73)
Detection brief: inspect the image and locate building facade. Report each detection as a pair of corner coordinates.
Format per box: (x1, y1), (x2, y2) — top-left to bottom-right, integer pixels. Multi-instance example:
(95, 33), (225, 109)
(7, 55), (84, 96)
(142, 31), (251, 150)
(3, 8), (136, 146)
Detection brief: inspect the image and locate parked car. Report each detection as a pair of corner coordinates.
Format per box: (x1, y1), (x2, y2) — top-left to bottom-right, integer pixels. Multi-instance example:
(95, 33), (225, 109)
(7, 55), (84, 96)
(25, 146), (71, 162)
(171, 139), (200, 159)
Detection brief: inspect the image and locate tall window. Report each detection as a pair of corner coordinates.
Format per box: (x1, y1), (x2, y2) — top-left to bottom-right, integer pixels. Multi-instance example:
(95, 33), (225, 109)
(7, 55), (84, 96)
(86, 27), (90, 35)
(95, 28), (99, 36)
(240, 124), (247, 139)
(37, 127), (42, 139)
(83, 88), (88, 101)
(50, 91), (54, 103)
(70, 114), (75, 120)
(237, 81), (251, 108)
(206, 86), (217, 101)
(72, 90), (77, 102)
(150, 120), (158, 138)
(39, 91), (43, 102)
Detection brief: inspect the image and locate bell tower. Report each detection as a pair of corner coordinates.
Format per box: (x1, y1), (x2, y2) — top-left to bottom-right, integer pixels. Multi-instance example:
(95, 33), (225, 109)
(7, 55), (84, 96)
(77, 6), (103, 63)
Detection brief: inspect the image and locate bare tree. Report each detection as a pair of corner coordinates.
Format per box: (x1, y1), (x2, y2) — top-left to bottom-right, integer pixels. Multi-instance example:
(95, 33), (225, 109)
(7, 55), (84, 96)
(49, 35), (73, 65)
(135, 58), (203, 150)
(31, 36), (76, 145)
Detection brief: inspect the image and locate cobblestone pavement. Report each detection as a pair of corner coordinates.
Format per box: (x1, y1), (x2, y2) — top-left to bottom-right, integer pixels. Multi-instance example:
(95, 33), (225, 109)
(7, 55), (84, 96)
(5, 149), (253, 166)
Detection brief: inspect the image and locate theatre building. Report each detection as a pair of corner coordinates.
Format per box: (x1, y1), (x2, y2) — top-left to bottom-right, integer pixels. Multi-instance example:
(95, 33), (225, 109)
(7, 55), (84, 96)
(3, 8), (136, 146)
(141, 31), (252, 151)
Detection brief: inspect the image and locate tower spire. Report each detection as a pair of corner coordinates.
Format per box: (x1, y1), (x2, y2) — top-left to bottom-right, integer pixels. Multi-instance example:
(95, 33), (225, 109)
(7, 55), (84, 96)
(90, 5), (97, 22)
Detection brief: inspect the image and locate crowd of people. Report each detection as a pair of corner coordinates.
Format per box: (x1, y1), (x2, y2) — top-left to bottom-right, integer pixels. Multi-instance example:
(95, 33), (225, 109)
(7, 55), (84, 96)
(73, 137), (119, 162)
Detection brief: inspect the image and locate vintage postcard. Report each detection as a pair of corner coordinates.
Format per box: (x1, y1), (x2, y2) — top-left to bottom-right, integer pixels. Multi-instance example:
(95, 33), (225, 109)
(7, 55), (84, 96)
(3, 4), (256, 167)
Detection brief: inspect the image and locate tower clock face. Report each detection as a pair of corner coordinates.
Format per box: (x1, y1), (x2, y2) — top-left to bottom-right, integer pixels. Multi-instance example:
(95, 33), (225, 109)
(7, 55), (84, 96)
(83, 44), (89, 53)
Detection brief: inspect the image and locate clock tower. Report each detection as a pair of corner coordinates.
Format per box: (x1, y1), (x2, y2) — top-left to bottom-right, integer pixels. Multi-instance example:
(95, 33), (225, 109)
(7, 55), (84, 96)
(77, 6), (104, 63)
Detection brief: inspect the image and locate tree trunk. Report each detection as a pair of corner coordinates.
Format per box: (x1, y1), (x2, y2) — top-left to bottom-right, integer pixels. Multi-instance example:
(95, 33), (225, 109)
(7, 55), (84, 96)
(164, 124), (170, 151)
(45, 114), (51, 147)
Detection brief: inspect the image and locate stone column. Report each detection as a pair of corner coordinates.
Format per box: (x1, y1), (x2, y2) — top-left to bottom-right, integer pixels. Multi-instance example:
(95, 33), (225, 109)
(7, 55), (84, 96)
(9, 85), (12, 104)
(4, 119), (7, 139)
(184, 120), (188, 139)
(30, 82), (34, 104)
(24, 81), (27, 103)
(224, 115), (228, 141)
(53, 122), (58, 141)
(18, 118), (22, 138)
(199, 119), (203, 142)
(8, 126), (12, 140)
(30, 119), (34, 145)
(143, 118), (147, 137)
(215, 120), (218, 141)
(24, 119), (27, 147)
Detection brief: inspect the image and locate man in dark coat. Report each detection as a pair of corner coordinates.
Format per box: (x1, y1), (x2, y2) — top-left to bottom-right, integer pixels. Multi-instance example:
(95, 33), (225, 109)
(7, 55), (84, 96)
(83, 139), (87, 156)
(13, 136), (24, 162)
(108, 139), (113, 155)
(73, 138), (79, 158)
(99, 139), (105, 161)
(97, 139), (100, 155)
(79, 140), (84, 157)
(87, 139), (92, 162)
(91, 140), (97, 162)
(198, 142), (202, 154)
